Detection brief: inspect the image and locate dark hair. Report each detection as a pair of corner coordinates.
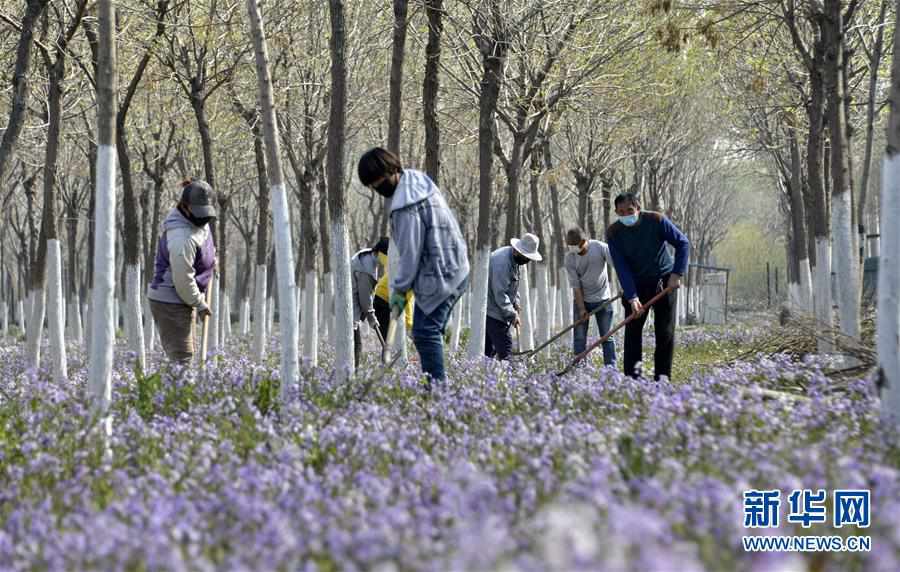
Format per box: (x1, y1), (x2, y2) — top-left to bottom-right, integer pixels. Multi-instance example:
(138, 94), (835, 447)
(614, 192), (641, 209)
(565, 226), (585, 245)
(372, 236), (389, 255)
(357, 147), (403, 186)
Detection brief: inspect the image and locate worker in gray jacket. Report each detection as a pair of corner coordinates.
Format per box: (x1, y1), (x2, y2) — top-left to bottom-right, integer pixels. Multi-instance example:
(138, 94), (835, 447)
(350, 237), (388, 367)
(357, 147), (469, 383)
(485, 233), (542, 360)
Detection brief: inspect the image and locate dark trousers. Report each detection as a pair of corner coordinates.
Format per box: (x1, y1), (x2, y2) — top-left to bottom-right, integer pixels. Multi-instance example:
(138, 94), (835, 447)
(623, 276), (677, 380)
(485, 316), (513, 361)
(373, 296), (390, 340)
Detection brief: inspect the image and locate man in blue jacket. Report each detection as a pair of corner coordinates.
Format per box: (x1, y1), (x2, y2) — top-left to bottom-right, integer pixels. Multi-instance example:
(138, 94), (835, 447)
(357, 147), (470, 383)
(606, 193), (689, 381)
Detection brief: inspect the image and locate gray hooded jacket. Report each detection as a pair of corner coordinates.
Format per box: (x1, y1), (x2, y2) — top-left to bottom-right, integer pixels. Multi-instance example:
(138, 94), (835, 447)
(389, 169), (469, 315)
(487, 246), (520, 322)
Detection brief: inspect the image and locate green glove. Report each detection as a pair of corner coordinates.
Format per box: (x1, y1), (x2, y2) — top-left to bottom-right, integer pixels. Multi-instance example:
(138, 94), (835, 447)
(389, 292), (407, 314)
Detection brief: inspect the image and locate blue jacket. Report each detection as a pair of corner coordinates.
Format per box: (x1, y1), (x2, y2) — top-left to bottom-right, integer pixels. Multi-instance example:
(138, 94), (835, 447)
(606, 211), (689, 301)
(389, 170), (470, 315)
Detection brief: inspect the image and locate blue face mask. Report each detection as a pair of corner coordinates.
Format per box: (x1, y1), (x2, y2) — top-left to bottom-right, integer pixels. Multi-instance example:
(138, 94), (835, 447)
(619, 213), (639, 226)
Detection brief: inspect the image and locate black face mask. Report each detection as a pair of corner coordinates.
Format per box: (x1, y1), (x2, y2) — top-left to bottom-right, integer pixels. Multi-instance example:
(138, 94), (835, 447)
(179, 205), (212, 227)
(513, 253), (531, 266)
(373, 177), (397, 198)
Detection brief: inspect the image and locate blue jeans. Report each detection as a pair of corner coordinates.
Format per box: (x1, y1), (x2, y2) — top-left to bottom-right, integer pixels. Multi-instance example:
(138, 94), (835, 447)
(573, 300), (616, 366)
(411, 281), (466, 382)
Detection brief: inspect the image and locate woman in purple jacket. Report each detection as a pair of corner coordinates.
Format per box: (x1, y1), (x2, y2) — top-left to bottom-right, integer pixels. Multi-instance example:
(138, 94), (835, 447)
(147, 179), (217, 364)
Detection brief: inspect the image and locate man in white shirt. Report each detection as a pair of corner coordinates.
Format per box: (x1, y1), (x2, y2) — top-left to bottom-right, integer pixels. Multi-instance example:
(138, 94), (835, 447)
(564, 225), (616, 366)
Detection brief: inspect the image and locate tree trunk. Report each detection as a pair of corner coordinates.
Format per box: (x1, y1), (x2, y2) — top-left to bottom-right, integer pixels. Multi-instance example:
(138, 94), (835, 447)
(326, 0), (354, 379)
(787, 116), (813, 313)
(529, 153), (550, 345)
(251, 130), (269, 359)
(859, 0), (888, 259)
(466, 12), (506, 359)
(808, 38), (834, 350)
(824, 0), (859, 340)
(422, 0), (443, 182)
(246, 0), (300, 394)
(89, 0), (117, 435)
(878, 0), (900, 427)
(0, 0), (49, 183)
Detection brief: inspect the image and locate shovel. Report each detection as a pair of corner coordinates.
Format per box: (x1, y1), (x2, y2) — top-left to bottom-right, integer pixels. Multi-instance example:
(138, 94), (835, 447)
(556, 287), (674, 376)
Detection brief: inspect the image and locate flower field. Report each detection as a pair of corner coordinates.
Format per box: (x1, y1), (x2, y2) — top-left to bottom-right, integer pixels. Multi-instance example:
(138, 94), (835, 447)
(0, 320), (897, 571)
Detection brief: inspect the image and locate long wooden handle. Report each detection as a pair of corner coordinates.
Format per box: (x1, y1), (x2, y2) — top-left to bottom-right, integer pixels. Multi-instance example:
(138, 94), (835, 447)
(515, 294), (622, 358)
(199, 273), (215, 370)
(382, 307), (401, 364)
(558, 287), (674, 376)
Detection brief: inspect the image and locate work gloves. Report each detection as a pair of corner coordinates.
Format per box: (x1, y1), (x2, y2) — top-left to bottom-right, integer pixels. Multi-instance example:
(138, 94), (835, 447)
(389, 292), (407, 314)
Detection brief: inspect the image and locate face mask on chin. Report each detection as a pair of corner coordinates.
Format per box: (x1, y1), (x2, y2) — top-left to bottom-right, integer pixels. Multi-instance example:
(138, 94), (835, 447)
(567, 244), (582, 255)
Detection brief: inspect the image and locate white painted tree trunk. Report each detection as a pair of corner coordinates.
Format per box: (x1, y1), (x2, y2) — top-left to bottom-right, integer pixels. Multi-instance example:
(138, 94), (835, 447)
(240, 296), (250, 336)
(833, 192), (860, 339)
(321, 272), (334, 341)
(208, 277), (219, 355)
(25, 287), (45, 371)
(252, 266), (267, 360)
(549, 283), (558, 330)
(302, 270), (318, 365)
(142, 296), (155, 353)
(518, 270), (534, 352)
(869, 209), (880, 257)
(1, 301), (7, 335)
(17, 299), (25, 331)
(267, 295), (275, 335)
(46, 240), (67, 382)
(798, 258), (813, 314)
(450, 294), (463, 352)
(331, 221), (354, 378)
(88, 142), (117, 432)
(813, 237), (834, 352)
(558, 269), (573, 346)
(83, 294), (91, 352)
(67, 291), (83, 344)
(534, 264), (550, 345)
(124, 264), (146, 370)
(247, 0), (300, 395)
(466, 247), (491, 359)
(220, 291), (230, 345)
(878, 153), (900, 425)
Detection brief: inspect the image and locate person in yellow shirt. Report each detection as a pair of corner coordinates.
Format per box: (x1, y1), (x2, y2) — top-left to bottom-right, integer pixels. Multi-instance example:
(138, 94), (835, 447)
(373, 241), (414, 341)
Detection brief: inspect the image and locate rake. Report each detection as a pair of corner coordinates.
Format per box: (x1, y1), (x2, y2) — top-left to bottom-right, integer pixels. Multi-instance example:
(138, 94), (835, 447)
(556, 287), (674, 376)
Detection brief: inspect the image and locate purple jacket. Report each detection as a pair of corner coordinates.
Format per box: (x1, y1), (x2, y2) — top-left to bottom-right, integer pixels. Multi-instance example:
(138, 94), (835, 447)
(147, 208), (216, 308)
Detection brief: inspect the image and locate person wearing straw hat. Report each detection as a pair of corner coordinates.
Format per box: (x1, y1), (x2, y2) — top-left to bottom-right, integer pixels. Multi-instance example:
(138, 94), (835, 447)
(606, 192), (689, 381)
(147, 178), (217, 365)
(565, 225), (617, 367)
(485, 232), (542, 360)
